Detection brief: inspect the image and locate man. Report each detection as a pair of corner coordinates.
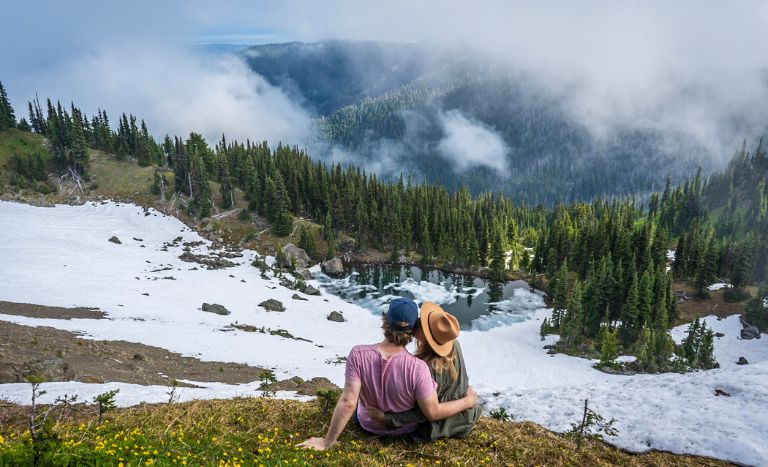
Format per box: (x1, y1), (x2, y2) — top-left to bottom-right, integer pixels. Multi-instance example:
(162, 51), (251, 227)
(298, 297), (477, 450)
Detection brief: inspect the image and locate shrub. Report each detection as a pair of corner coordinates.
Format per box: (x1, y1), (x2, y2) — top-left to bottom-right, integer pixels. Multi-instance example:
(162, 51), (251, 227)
(315, 389), (341, 415)
(490, 407), (511, 422)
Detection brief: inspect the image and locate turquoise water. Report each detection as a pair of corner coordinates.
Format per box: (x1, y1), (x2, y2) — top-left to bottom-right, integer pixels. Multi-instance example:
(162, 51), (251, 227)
(315, 263), (546, 330)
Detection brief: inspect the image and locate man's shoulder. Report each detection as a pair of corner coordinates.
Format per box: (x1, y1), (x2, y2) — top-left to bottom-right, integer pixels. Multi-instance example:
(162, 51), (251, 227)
(348, 344), (377, 358)
(398, 351), (429, 371)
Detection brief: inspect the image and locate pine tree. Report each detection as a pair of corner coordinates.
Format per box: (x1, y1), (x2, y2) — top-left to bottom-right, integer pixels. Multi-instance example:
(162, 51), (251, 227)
(0, 81), (16, 131)
(540, 317), (551, 337)
(189, 150), (212, 218)
(218, 152), (234, 209)
(744, 292), (767, 330)
(298, 225), (317, 259)
(599, 327), (619, 366)
(560, 280), (584, 347)
(619, 270), (639, 346)
(489, 222), (507, 281)
(697, 321), (717, 370)
(324, 212), (336, 259)
(551, 260), (569, 327)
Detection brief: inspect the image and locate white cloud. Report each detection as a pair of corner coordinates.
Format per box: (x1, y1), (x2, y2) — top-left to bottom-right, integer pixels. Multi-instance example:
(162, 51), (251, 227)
(437, 110), (509, 173)
(19, 42), (312, 145)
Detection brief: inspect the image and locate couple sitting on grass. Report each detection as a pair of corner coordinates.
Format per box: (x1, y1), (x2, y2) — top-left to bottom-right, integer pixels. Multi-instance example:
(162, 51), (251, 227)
(299, 297), (481, 450)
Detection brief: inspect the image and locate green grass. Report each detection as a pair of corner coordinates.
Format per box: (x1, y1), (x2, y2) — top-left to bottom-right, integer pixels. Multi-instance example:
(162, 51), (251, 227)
(0, 129), (48, 169)
(0, 397), (727, 466)
(88, 150), (162, 200)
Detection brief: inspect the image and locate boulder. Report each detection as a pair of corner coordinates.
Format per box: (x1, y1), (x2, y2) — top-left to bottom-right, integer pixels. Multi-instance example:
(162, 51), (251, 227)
(280, 244), (311, 269)
(291, 293), (308, 301)
(21, 357), (74, 382)
(327, 311), (345, 322)
(321, 257), (344, 277)
(259, 299), (286, 312)
(741, 325), (761, 340)
(737, 356), (749, 365)
(301, 284), (322, 296)
(202, 303), (230, 315)
(294, 267), (313, 280)
(108, 236), (122, 244)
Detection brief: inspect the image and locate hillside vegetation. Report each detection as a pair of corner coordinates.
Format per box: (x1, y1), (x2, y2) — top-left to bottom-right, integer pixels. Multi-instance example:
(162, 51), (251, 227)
(0, 397), (727, 466)
(0, 74), (765, 368)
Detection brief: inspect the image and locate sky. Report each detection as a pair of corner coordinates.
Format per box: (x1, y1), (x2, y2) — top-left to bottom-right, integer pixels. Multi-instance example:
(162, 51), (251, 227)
(2, 0), (768, 160)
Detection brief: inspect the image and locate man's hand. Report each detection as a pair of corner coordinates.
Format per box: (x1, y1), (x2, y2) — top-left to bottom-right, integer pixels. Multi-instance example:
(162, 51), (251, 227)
(297, 437), (329, 451)
(366, 406), (385, 423)
(464, 385), (477, 408)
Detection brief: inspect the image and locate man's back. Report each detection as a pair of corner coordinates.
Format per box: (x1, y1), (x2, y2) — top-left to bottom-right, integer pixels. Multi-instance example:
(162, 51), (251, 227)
(345, 344), (436, 434)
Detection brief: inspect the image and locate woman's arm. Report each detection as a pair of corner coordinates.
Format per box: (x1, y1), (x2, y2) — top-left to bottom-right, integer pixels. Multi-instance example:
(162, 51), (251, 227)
(368, 405), (427, 430)
(416, 385), (476, 422)
(298, 379), (361, 450)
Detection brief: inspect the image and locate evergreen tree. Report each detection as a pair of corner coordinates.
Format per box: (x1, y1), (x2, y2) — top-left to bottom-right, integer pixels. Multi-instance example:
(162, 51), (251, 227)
(619, 270), (640, 346)
(489, 222), (507, 281)
(0, 81), (16, 131)
(324, 212), (336, 259)
(298, 225), (317, 259)
(218, 152), (234, 209)
(599, 326), (619, 366)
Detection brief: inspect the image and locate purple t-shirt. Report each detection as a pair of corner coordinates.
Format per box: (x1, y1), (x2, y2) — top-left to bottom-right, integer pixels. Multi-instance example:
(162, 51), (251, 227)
(345, 344), (437, 435)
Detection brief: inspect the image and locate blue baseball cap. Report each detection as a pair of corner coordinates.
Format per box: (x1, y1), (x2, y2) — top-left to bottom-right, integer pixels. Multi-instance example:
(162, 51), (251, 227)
(386, 297), (419, 329)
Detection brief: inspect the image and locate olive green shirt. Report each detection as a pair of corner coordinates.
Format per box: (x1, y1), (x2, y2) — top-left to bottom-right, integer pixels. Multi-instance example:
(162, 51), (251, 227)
(383, 341), (482, 441)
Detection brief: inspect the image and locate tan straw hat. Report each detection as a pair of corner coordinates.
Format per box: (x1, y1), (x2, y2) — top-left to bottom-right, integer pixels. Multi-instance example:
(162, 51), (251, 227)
(418, 302), (460, 357)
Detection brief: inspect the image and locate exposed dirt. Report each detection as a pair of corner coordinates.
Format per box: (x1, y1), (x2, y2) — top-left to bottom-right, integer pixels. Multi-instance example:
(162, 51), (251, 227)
(673, 282), (757, 325)
(0, 320), (269, 386)
(0, 301), (106, 319)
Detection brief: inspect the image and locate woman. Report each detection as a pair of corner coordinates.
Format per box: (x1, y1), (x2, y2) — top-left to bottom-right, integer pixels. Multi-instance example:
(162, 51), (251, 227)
(367, 301), (482, 441)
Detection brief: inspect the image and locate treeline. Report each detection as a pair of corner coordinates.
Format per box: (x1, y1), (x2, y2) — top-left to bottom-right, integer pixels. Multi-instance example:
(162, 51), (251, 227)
(318, 72), (705, 204)
(669, 143), (768, 298)
(25, 93), (163, 173)
(5, 82), (765, 351)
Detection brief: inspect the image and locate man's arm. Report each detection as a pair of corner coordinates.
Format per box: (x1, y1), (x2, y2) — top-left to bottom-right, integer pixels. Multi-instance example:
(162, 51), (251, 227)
(416, 385), (476, 422)
(298, 379), (361, 450)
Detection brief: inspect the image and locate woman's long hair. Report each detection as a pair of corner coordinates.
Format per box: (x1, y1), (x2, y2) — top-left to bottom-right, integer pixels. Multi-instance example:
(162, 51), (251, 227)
(415, 339), (458, 382)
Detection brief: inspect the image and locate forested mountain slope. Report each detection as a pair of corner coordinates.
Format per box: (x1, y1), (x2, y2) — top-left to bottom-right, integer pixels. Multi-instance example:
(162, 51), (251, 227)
(242, 41), (716, 204)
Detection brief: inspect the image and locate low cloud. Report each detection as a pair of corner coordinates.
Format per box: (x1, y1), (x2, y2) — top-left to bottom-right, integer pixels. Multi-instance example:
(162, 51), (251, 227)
(14, 42), (313, 145)
(437, 110), (509, 173)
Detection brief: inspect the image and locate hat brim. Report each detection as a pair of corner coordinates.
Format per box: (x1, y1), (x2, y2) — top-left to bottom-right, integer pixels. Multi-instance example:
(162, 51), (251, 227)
(419, 302), (456, 357)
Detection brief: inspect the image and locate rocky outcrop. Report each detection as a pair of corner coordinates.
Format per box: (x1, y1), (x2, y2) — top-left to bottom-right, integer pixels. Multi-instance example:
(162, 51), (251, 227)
(108, 236), (122, 244)
(202, 303), (230, 315)
(327, 311), (345, 322)
(737, 356), (749, 365)
(301, 284), (322, 296)
(280, 244), (311, 269)
(258, 299), (285, 312)
(179, 251), (236, 270)
(262, 376), (340, 396)
(293, 267), (312, 280)
(291, 293), (308, 301)
(321, 257), (344, 277)
(741, 324), (761, 340)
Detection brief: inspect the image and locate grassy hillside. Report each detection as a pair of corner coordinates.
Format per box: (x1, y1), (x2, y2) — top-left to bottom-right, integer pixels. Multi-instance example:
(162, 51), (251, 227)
(0, 397), (726, 466)
(0, 129), (47, 167)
